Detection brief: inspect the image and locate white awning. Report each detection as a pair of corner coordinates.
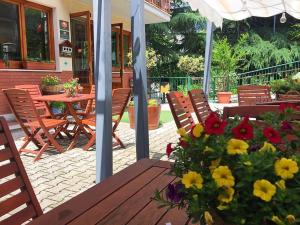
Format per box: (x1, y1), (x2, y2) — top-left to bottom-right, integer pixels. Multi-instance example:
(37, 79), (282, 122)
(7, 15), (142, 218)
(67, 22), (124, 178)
(187, 0), (300, 27)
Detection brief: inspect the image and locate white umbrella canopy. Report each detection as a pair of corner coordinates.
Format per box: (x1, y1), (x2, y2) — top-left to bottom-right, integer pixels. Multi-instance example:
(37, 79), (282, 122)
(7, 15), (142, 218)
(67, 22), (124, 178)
(188, 0), (300, 27)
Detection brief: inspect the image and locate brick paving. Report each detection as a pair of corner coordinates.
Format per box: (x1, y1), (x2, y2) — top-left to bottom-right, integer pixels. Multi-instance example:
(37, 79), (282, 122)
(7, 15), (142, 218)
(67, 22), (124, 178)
(12, 121), (178, 213)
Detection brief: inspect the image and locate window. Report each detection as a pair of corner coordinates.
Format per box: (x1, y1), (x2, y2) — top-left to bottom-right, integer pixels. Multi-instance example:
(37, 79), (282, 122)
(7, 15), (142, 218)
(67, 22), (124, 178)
(0, 1), (21, 61)
(112, 32), (118, 66)
(0, 0), (54, 66)
(25, 7), (50, 61)
(123, 35), (130, 67)
(111, 29), (131, 68)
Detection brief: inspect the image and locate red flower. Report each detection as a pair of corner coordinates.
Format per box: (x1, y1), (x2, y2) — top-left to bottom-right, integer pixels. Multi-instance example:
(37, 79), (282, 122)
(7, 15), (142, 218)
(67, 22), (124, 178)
(263, 127), (282, 144)
(281, 121), (293, 132)
(179, 138), (189, 148)
(166, 143), (174, 158)
(232, 117), (254, 140)
(279, 103), (298, 112)
(204, 112), (227, 135)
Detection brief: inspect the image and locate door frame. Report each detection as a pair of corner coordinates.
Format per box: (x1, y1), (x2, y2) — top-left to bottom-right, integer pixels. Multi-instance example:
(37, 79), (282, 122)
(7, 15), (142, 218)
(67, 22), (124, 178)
(70, 11), (93, 88)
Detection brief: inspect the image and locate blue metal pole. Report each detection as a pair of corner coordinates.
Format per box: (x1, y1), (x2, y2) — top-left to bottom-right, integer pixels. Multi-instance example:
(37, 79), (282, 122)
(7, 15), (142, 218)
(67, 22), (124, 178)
(131, 0), (150, 159)
(93, 0), (113, 183)
(203, 21), (215, 96)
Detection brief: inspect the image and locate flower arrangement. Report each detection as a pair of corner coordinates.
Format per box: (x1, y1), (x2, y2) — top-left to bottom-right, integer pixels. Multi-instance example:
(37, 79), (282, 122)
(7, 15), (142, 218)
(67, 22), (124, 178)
(63, 78), (81, 97)
(155, 104), (300, 225)
(41, 75), (63, 94)
(41, 75), (61, 86)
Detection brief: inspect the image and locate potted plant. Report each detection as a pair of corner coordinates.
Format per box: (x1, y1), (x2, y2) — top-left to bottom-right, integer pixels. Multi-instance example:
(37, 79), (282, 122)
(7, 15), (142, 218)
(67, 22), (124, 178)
(155, 106), (300, 225)
(22, 58), (56, 70)
(212, 38), (241, 103)
(127, 99), (161, 130)
(63, 78), (82, 97)
(50, 102), (65, 115)
(41, 75), (64, 95)
(271, 76), (300, 100)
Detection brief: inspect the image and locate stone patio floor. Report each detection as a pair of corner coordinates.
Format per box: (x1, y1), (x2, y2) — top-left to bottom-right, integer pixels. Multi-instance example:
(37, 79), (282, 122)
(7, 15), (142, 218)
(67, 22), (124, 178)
(13, 120), (178, 213)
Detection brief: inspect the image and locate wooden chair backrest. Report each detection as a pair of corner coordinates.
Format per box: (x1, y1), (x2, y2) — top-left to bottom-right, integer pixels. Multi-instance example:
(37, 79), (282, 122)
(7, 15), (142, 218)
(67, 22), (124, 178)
(3, 89), (40, 124)
(167, 91), (195, 133)
(112, 88), (131, 119)
(188, 89), (212, 123)
(0, 117), (43, 224)
(237, 85), (271, 106)
(15, 85), (50, 117)
(84, 85), (96, 114)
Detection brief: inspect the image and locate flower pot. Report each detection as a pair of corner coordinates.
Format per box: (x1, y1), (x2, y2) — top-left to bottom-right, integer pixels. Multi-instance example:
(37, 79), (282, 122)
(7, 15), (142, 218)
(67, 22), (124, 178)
(217, 92), (232, 103)
(22, 61), (56, 70)
(41, 84), (64, 95)
(128, 105), (161, 130)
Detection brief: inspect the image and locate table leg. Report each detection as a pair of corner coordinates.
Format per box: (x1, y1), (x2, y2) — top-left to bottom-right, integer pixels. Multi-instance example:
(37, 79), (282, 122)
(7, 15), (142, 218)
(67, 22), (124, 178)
(66, 102), (91, 150)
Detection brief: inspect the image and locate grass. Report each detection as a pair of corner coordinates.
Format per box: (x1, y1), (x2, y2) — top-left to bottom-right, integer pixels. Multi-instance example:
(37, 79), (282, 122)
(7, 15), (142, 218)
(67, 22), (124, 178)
(120, 111), (173, 124)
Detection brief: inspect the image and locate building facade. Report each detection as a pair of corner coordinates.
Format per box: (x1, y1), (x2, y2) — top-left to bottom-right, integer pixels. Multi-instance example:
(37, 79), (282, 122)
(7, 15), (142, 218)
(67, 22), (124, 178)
(0, 0), (170, 114)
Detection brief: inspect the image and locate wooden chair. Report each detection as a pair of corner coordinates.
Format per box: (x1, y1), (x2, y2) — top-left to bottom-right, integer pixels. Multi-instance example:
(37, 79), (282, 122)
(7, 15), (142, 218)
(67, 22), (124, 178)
(82, 88), (131, 150)
(77, 85), (96, 118)
(188, 89), (212, 123)
(167, 91), (195, 134)
(237, 85), (272, 106)
(0, 117), (43, 224)
(3, 89), (67, 161)
(15, 85), (51, 118)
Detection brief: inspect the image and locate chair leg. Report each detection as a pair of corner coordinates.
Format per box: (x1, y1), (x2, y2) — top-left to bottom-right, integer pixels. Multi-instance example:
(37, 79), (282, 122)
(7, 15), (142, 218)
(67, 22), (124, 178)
(112, 132), (125, 148)
(34, 143), (49, 161)
(44, 129), (64, 153)
(83, 134), (96, 151)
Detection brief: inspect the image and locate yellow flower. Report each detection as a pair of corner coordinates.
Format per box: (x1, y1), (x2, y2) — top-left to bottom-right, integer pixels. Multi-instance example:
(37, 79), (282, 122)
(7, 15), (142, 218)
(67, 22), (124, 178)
(259, 141), (276, 152)
(227, 139), (249, 155)
(275, 158), (299, 180)
(209, 159), (221, 172)
(272, 216), (284, 225)
(253, 179), (276, 202)
(286, 215), (296, 224)
(217, 204), (229, 211)
(181, 171), (203, 189)
(275, 180), (286, 190)
(177, 128), (187, 137)
(192, 124), (204, 138)
(212, 166), (235, 187)
(204, 211), (213, 225)
(218, 187), (235, 203)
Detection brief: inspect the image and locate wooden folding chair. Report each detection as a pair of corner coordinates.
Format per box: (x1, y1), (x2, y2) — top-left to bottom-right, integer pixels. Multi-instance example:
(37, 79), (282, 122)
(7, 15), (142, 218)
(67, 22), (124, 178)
(0, 117), (43, 224)
(82, 88), (131, 150)
(237, 85), (272, 106)
(167, 91), (195, 134)
(15, 85), (52, 118)
(188, 89), (212, 123)
(3, 89), (67, 161)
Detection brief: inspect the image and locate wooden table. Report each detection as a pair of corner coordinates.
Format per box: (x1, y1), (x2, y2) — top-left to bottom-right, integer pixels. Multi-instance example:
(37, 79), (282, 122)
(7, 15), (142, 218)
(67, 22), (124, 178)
(33, 94), (94, 150)
(29, 159), (196, 225)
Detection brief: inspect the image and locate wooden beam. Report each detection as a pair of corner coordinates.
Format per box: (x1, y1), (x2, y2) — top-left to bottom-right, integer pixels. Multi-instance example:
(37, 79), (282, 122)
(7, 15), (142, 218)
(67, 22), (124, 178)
(131, 0), (150, 160)
(203, 21), (215, 96)
(93, 0), (113, 182)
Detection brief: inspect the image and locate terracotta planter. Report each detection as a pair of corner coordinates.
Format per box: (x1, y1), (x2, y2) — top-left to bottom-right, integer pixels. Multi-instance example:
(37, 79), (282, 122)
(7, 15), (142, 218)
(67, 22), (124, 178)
(22, 61), (56, 70)
(41, 84), (64, 95)
(217, 92), (232, 103)
(128, 105), (161, 130)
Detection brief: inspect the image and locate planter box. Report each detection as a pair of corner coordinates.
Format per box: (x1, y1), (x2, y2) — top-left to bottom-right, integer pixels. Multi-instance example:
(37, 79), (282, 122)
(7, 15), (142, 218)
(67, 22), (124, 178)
(0, 60), (22, 69)
(217, 91), (232, 103)
(128, 105), (161, 130)
(41, 84), (64, 95)
(22, 61), (56, 70)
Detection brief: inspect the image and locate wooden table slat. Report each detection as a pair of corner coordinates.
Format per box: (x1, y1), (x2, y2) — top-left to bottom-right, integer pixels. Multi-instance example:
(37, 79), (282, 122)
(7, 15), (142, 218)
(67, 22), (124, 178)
(69, 166), (167, 225)
(157, 207), (191, 225)
(29, 159), (161, 225)
(97, 170), (175, 225)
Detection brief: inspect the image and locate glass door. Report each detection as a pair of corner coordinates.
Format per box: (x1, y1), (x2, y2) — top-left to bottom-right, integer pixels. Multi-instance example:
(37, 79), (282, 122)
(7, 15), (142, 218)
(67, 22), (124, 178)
(70, 11), (92, 91)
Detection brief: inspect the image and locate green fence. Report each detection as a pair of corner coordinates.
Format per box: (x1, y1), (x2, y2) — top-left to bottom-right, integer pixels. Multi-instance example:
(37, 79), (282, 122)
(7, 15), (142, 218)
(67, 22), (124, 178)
(147, 76), (203, 103)
(148, 61), (300, 102)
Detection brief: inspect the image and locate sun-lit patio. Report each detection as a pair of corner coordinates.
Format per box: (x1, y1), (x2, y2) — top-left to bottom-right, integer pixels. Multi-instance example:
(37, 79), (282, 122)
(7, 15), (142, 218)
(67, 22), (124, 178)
(2, 0), (300, 224)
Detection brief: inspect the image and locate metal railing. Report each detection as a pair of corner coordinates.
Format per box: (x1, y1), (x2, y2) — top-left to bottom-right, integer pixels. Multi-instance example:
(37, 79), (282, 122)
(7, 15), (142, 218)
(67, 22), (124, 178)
(146, 0), (171, 13)
(148, 76), (203, 103)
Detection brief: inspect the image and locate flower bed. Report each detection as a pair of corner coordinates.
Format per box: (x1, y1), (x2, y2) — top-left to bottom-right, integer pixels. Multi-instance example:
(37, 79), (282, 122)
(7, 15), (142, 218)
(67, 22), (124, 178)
(155, 104), (300, 225)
